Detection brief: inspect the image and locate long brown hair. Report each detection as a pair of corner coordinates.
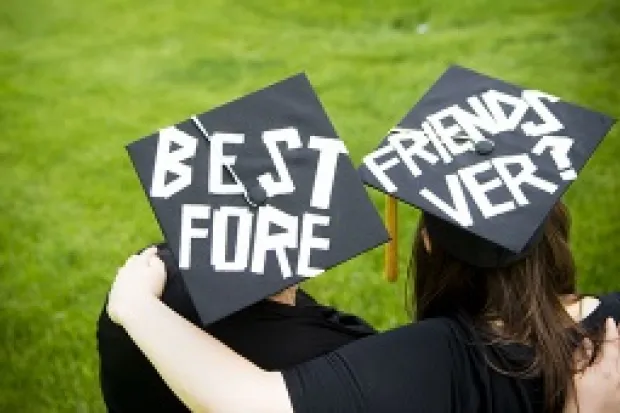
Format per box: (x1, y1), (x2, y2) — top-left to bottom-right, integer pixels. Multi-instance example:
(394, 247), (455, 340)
(408, 202), (604, 413)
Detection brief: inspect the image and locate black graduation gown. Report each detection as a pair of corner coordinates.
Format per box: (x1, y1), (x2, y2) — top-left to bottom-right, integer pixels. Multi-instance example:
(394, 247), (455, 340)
(96, 243), (376, 413)
(283, 292), (620, 413)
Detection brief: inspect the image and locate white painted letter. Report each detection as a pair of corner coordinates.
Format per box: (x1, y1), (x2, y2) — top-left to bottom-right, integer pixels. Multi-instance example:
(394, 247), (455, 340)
(150, 127), (198, 199)
(297, 213), (330, 277)
(427, 107), (472, 156)
(521, 90), (563, 136)
(451, 96), (501, 140)
(421, 122), (453, 164)
(481, 90), (529, 133)
(257, 127), (302, 198)
(211, 206), (253, 271)
(251, 206), (298, 278)
(208, 132), (244, 195)
(362, 144), (400, 193)
(308, 136), (348, 210)
(388, 129), (439, 177)
(179, 204), (211, 270)
(420, 175), (474, 227)
(492, 154), (558, 206)
(458, 160), (515, 219)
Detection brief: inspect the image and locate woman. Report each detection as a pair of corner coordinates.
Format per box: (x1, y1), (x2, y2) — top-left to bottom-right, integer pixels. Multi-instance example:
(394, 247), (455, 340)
(97, 243), (376, 412)
(106, 202), (620, 413)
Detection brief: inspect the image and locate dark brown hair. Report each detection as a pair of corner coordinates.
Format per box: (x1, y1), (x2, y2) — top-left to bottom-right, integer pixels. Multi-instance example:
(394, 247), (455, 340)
(408, 202), (604, 413)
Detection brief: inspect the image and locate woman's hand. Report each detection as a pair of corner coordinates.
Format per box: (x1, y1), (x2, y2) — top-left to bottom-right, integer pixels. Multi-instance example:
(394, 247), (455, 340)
(565, 318), (620, 413)
(103, 247), (291, 413)
(107, 246), (167, 325)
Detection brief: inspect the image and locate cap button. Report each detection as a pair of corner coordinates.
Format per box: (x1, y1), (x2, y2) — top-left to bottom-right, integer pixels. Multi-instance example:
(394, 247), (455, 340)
(474, 140), (494, 155)
(247, 185), (268, 207)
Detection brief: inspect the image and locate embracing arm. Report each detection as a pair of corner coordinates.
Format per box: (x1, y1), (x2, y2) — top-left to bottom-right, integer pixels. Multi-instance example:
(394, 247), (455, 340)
(108, 248), (620, 413)
(107, 248), (294, 413)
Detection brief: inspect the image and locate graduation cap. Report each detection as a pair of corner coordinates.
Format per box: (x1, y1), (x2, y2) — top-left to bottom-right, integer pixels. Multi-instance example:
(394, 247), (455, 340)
(359, 65), (616, 276)
(126, 73), (389, 324)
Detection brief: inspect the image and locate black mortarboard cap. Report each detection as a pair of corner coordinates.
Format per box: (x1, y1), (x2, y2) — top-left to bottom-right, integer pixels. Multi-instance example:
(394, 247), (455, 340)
(127, 73), (389, 324)
(359, 65), (616, 268)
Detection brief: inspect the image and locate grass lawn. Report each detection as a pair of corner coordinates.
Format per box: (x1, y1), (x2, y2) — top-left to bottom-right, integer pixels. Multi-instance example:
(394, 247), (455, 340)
(1, 0), (619, 411)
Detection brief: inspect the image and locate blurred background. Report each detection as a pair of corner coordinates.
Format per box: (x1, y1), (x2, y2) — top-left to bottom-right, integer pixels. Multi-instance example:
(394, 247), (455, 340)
(1, 0), (619, 411)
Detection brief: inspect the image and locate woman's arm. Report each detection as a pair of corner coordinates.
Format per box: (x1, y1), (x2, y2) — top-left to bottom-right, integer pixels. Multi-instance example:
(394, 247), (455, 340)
(108, 248), (620, 413)
(107, 248), (294, 413)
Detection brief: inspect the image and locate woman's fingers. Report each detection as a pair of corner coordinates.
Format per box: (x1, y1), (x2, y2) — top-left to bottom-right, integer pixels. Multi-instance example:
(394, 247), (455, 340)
(606, 317), (619, 341)
(595, 318), (620, 383)
(141, 246), (158, 258)
(618, 323), (620, 374)
(148, 254), (165, 272)
(142, 247), (164, 270)
(602, 318), (619, 366)
(609, 318), (620, 375)
(574, 338), (594, 373)
(122, 247), (158, 270)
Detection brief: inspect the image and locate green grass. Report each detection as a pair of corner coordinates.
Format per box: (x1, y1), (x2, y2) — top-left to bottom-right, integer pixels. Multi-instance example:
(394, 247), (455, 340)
(1, 0), (619, 411)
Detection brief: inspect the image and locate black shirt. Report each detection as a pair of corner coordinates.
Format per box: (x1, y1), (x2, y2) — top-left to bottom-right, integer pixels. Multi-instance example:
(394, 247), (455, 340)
(283, 293), (620, 413)
(96, 243), (376, 413)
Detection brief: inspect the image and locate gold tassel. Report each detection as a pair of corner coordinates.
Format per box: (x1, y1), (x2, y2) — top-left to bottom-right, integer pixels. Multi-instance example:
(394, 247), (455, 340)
(384, 195), (398, 282)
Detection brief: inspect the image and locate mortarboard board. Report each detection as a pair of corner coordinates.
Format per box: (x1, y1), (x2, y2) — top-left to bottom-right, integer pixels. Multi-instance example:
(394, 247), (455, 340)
(126, 73), (389, 325)
(359, 65), (616, 272)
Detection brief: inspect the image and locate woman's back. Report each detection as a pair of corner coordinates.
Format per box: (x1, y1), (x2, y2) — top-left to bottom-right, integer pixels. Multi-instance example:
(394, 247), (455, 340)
(282, 293), (620, 413)
(457, 293), (620, 412)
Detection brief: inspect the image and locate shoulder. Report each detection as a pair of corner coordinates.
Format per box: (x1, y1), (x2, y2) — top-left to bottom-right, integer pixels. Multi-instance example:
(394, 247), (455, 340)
(283, 319), (463, 413)
(596, 291), (620, 309)
(599, 292), (620, 321)
(334, 318), (459, 368)
(335, 319), (467, 410)
(389, 317), (460, 343)
(360, 317), (454, 341)
(581, 292), (620, 330)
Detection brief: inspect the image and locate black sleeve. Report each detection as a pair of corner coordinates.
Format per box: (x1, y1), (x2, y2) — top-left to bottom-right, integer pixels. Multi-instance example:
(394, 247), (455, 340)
(283, 319), (461, 413)
(599, 292), (620, 324)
